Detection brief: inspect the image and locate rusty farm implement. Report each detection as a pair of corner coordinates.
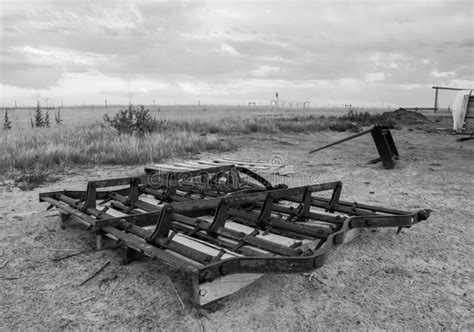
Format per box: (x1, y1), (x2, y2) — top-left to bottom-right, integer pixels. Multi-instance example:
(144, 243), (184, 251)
(39, 164), (430, 305)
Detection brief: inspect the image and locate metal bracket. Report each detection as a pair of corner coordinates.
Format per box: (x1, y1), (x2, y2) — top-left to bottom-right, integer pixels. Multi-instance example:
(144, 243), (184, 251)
(125, 178), (140, 205)
(258, 193), (274, 227)
(147, 205), (173, 243)
(297, 186), (312, 217)
(82, 182), (96, 211)
(209, 199), (229, 234)
(327, 181), (342, 212)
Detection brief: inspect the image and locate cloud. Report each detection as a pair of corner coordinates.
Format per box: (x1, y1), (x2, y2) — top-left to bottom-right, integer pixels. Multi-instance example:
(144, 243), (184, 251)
(365, 72), (387, 83)
(10, 46), (111, 66)
(219, 43), (240, 56)
(0, 0), (473, 106)
(431, 71), (456, 78)
(251, 65), (280, 78)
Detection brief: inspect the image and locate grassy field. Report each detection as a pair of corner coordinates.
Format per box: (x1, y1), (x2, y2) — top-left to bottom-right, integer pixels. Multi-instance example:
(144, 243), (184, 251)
(2, 104), (380, 128)
(1, 104), (402, 186)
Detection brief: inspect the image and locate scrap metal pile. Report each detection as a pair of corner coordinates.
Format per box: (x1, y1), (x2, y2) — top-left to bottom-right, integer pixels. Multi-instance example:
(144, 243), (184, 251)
(40, 164), (430, 305)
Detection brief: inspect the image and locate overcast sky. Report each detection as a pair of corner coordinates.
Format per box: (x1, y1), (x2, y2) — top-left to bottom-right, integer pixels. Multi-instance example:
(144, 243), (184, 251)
(0, 0), (473, 107)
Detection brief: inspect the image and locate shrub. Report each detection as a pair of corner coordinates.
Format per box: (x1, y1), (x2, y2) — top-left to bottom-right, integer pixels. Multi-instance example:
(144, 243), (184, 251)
(329, 120), (360, 132)
(14, 169), (52, 190)
(3, 110), (11, 130)
(207, 124), (220, 134)
(35, 102), (44, 127)
(340, 108), (377, 126)
(44, 111), (50, 127)
(54, 109), (62, 125)
(247, 123), (258, 133)
(104, 105), (158, 136)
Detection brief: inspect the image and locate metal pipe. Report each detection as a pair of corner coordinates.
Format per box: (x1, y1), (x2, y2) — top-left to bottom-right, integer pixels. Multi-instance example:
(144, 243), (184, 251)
(308, 127), (374, 154)
(432, 86), (471, 91)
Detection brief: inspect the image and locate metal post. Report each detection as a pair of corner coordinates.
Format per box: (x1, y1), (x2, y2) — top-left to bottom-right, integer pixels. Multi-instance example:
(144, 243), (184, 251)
(434, 88), (438, 113)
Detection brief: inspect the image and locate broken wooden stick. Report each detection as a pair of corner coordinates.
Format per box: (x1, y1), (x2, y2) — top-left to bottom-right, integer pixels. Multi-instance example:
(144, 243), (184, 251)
(72, 296), (96, 305)
(0, 259), (10, 269)
(52, 248), (93, 262)
(161, 273), (185, 311)
(1, 275), (23, 280)
(79, 261), (110, 286)
(28, 246), (79, 252)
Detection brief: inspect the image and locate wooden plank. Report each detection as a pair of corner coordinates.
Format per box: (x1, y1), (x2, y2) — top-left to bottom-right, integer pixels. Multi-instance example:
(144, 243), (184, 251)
(98, 206), (126, 217)
(173, 163), (208, 170)
(184, 161), (222, 167)
(175, 161), (211, 168)
(151, 164), (196, 171)
(196, 160), (227, 167)
(173, 233), (237, 260)
(214, 159), (272, 169)
(144, 167), (173, 174)
(218, 157), (276, 166)
(138, 195), (166, 207)
(194, 273), (263, 305)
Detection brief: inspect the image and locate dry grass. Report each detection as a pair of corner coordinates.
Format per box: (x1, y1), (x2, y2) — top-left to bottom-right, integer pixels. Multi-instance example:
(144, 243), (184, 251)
(0, 105), (389, 187)
(0, 122), (233, 182)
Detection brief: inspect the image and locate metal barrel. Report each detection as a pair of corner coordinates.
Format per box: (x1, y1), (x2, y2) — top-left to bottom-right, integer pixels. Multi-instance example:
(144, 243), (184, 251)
(308, 126), (374, 154)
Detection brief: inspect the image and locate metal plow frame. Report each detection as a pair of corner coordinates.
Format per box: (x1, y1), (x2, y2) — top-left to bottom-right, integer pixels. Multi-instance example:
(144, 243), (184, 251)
(40, 165), (430, 305)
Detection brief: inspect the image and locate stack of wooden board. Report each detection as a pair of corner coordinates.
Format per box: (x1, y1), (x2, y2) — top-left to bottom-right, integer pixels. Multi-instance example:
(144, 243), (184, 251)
(145, 157), (294, 176)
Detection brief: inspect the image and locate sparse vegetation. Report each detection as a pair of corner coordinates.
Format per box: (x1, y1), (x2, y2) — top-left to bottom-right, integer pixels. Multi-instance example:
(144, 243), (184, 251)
(54, 109), (62, 125)
(34, 102), (44, 127)
(0, 122), (234, 186)
(29, 112), (34, 128)
(1, 105), (403, 188)
(329, 120), (360, 132)
(339, 108), (375, 125)
(44, 110), (50, 127)
(14, 169), (55, 190)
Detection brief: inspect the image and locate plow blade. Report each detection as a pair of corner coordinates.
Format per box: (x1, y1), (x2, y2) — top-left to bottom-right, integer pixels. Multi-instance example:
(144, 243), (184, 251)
(39, 165), (429, 305)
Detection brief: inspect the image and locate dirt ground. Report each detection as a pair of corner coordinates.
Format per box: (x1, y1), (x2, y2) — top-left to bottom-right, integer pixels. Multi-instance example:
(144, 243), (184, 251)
(1, 120), (473, 330)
